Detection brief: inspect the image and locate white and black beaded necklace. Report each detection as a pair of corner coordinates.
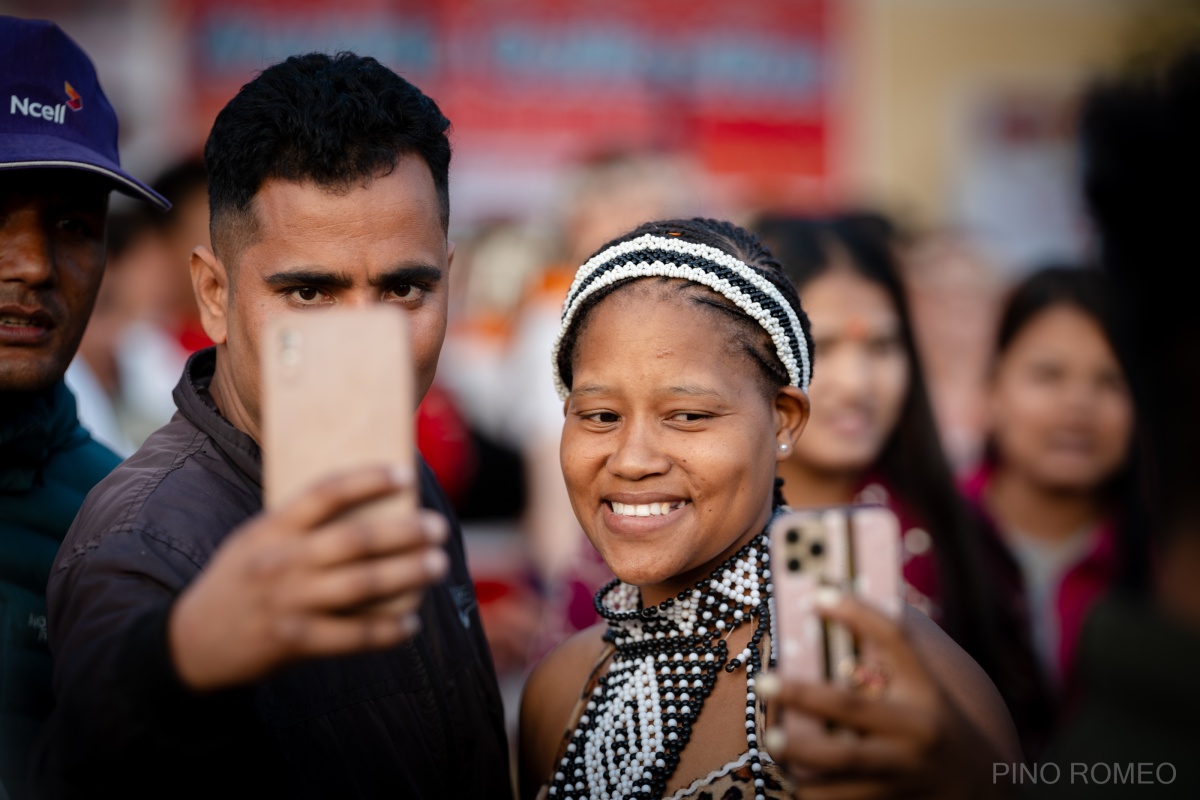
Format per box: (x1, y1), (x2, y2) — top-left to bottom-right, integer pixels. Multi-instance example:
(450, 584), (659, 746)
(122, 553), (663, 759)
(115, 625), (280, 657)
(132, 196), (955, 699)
(546, 513), (780, 800)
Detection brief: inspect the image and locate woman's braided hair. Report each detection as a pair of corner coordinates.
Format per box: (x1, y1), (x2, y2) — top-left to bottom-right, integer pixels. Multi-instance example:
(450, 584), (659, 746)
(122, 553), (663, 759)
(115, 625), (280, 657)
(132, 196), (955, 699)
(555, 217), (813, 400)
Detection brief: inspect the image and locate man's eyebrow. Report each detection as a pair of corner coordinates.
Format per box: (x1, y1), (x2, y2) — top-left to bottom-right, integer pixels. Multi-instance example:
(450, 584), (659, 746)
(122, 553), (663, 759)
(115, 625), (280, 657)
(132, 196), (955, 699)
(264, 268), (353, 289)
(369, 263), (443, 289)
(262, 263), (443, 290)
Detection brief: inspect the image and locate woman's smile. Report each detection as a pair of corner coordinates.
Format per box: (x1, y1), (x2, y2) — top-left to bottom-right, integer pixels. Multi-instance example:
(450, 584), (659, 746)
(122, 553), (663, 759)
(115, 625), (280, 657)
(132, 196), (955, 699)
(602, 496), (693, 534)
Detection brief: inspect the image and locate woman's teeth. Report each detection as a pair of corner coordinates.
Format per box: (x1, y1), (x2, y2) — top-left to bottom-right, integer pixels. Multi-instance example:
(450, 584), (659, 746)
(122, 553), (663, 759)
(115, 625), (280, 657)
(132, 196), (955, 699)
(611, 501), (688, 517)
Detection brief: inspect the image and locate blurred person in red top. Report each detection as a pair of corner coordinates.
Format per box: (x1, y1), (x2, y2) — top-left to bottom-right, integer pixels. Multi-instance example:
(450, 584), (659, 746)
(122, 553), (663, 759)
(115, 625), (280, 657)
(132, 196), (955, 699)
(1020, 44), (1200, 799)
(750, 212), (1022, 739)
(100, 156), (213, 446)
(751, 215), (978, 619)
(965, 264), (1140, 758)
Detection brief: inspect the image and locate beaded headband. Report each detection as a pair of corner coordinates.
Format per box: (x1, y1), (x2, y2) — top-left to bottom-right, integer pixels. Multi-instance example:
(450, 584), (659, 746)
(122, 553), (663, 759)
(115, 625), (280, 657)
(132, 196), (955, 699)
(551, 233), (812, 400)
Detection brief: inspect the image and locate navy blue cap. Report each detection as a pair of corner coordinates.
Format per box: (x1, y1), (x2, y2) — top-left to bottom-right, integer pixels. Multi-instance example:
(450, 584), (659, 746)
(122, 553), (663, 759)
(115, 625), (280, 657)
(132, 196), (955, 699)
(0, 16), (170, 209)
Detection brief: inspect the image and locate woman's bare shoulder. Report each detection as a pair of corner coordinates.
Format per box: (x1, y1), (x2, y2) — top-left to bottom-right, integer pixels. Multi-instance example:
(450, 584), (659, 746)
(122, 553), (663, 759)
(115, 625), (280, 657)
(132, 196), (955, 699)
(518, 623), (611, 800)
(523, 622), (611, 714)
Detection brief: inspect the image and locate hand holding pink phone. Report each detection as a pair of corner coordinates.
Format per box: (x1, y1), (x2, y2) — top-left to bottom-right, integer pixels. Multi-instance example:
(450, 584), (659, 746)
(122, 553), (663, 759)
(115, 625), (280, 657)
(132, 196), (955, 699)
(768, 505), (902, 742)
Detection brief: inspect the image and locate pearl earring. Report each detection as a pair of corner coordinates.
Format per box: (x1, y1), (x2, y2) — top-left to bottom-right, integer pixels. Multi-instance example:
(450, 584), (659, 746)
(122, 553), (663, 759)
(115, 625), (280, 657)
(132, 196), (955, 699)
(778, 441), (790, 454)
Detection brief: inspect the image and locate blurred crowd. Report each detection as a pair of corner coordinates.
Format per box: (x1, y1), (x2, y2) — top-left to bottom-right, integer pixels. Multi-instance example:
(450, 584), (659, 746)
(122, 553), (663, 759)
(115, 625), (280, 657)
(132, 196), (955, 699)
(69, 138), (1148, 767)
(8, 1), (1200, 796)
(64, 156), (211, 457)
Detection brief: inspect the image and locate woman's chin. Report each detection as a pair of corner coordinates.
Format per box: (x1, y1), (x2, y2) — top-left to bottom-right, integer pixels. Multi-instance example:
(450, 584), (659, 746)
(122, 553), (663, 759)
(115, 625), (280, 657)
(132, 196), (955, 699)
(605, 558), (681, 593)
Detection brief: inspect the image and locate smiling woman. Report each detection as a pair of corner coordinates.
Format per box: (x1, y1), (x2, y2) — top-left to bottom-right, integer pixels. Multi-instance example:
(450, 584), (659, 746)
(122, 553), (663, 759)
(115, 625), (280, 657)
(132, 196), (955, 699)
(561, 283), (794, 606)
(963, 265), (1140, 759)
(749, 214), (985, 628)
(518, 218), (1021, 800)
(749, 213), (1018, 724)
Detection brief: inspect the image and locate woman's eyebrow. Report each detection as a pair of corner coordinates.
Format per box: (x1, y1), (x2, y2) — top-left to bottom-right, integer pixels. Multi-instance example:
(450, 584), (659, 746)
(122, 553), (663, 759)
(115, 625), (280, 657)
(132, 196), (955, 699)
(662, 384), (727, 400)
(571, 383), (613, 398)
(571, 383), (729, 401)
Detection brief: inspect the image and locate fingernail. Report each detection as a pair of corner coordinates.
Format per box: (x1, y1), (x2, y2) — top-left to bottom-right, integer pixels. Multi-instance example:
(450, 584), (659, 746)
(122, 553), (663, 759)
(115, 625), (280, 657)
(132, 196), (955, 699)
(400, 614), (421, 636)
(764, 727), (787, 756)
(389, 464), (414, 487)
(815, 586), (843, 609)
(424, 547), (448, 577)
(757, 672), (781, 698)
(423, 515), (448, 544)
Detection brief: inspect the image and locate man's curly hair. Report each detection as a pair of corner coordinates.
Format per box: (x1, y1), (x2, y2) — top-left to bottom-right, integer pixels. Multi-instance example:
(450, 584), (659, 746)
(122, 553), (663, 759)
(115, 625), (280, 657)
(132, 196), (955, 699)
(204, 51), (451, 259)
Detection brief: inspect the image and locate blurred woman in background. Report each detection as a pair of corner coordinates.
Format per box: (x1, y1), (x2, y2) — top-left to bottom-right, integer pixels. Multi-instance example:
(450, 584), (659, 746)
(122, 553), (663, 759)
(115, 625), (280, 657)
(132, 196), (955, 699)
(965, 265), (1140, 757)
(750, 213), (994, 656)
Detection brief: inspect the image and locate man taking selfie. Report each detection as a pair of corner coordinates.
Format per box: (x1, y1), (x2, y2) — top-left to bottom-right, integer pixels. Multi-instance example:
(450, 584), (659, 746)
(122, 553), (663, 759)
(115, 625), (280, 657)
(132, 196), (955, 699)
(32, 52), (511, 798)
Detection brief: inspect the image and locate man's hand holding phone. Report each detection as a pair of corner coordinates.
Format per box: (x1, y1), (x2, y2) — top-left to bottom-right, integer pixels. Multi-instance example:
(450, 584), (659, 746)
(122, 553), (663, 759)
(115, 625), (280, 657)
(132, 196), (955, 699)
(168, 464), (447, 692)
(168, 305), (440, 693)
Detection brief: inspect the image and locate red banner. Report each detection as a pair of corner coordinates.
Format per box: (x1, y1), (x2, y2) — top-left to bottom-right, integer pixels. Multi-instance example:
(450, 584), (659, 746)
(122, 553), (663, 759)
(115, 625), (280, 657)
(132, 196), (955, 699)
(177, 0), (833, 207)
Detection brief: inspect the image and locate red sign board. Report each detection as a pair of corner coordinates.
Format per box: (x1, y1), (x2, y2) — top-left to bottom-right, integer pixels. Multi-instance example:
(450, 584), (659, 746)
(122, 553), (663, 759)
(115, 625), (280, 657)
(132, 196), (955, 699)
(177, 0), (834, 208)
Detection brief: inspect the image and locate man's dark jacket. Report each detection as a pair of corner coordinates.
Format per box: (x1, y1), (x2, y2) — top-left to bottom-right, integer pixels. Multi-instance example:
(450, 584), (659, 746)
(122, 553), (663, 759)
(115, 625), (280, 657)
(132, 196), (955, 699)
(0, 383), (119, 800)
(30, 349), (511, 799)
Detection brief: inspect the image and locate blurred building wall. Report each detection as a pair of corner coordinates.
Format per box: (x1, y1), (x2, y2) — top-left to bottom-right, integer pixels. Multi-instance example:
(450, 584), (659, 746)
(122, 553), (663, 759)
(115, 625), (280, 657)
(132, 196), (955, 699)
(840, 0), (1137, 234)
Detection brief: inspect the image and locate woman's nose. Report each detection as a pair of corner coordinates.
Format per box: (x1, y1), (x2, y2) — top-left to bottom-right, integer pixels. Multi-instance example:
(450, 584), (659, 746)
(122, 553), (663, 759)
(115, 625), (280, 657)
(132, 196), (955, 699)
(607, 421), (671, 480)
(819, 346), (871, 398)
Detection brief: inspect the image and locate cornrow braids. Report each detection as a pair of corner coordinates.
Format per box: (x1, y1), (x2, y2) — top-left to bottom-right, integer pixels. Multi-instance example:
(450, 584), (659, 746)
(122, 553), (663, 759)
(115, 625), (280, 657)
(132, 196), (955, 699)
(554, 218), (813, 402)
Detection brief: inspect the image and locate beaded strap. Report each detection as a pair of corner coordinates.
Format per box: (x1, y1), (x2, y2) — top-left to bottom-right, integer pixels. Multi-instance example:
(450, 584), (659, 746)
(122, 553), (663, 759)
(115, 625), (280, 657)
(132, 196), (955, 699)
(551, 234), (811, 400)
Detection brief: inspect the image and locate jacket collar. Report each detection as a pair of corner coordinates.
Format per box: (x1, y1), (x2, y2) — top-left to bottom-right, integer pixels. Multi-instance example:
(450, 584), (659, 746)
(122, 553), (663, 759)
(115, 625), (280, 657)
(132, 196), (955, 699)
(173, 347), (264, 488)
(0, 380), (82, 492)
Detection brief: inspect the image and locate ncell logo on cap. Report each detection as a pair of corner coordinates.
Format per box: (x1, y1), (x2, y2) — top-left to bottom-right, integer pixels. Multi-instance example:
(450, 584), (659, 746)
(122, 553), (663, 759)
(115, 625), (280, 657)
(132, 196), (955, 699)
(9, 80), (81, 125)
(65, 81), (82, 111)
(0, 15), (170, 210)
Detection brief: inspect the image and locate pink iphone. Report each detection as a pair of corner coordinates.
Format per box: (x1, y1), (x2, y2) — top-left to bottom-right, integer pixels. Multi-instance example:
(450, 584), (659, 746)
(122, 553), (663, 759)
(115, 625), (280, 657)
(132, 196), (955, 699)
(261, 305), (419, 615)
(261, 305), (417, 513)
(769, 505), (903, 739)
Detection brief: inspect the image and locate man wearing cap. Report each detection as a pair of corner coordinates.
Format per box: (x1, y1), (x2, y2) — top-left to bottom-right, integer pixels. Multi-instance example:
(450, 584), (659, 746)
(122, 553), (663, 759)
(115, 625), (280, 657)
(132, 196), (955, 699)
(0, 15), (170, 799)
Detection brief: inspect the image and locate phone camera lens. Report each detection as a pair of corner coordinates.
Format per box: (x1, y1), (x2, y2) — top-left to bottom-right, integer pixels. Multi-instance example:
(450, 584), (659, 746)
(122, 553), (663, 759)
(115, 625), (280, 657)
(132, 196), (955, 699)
(786, 529), (799, 544)
(788, 558), (801, 572)
(810, 541), (824, 557)
(279, 329), (302, 368)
